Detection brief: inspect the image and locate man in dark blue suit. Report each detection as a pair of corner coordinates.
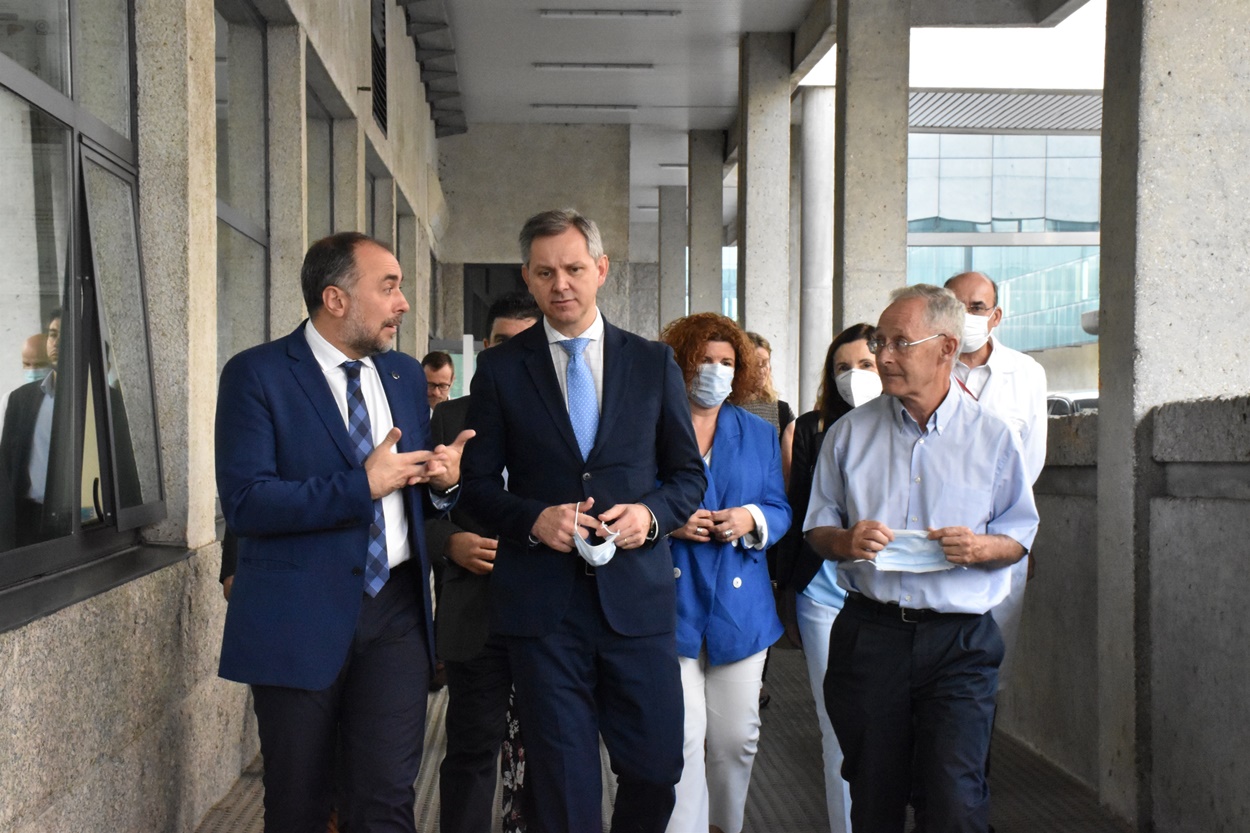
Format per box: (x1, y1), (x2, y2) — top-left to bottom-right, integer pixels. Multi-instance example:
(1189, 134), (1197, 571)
(461, 210), (707, 833)
(216, 232), (471, 833)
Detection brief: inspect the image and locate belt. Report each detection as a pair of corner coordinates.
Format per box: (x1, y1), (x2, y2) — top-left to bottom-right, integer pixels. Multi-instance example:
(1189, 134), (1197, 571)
(845, 591), (979, 625)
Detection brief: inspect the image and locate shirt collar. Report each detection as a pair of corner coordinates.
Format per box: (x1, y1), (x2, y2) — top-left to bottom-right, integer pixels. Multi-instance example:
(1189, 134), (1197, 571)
(543, 308), (603, 345)
(889, 380), (960, 435)
(40, 371), (56, 397)
(305, 318), (377, 375)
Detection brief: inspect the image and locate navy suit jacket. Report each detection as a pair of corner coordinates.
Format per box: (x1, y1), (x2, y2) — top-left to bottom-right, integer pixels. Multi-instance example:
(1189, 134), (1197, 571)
(215, 321), (435, 690)
(460, 318), (706, 639)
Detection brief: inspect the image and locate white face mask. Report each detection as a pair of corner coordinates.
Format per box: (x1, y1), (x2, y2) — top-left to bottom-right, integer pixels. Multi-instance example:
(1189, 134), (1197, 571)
(835, 368), (882, 408)
(573, 500), (619, 567)
(960, 311), (993, 354)
(689, 363), (734, 409)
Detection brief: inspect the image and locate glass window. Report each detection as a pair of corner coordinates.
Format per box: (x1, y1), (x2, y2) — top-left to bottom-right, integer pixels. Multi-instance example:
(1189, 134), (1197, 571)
(215, 4), (268, 231)
(939, 134), (992, 159)
(938, 157), (992, 227)
(0, 1), (70, 95)
(909, 133), (940, 159)
(907, 158), (940, 225)
(993, 157), (1046, 225)
(82, 156), (161, 517)
(73, 0), (132, 138)
(307, 90), (333, 242)
(0, 88), (72, 553)
(992, 135), (1046, 159)
(217, 220), (268, 374)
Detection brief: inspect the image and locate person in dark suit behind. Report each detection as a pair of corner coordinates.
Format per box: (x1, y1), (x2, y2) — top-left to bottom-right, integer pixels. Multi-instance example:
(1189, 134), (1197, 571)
(460, 209), (707, 833)
(428, 289), (541, 833)
(215, 231), (472, 833)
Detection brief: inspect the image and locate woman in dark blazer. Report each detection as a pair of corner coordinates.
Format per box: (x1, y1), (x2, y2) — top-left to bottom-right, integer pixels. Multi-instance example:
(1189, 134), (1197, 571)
(660, 313), (791, 833)
(777, 322), (880, 833)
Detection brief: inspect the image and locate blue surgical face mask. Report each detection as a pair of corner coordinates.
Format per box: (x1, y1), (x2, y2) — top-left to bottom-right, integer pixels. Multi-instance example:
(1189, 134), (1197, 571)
(573, 500), (618, 567)
(24, 368), (50, 385)
(690, 363), (735, 409)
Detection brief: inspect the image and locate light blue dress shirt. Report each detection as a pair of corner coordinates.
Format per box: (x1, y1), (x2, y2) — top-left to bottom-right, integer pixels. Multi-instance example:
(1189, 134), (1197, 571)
(803, 386), (1038, 615)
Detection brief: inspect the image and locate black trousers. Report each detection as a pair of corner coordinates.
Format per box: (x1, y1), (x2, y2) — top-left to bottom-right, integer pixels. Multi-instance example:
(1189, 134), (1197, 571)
(252, 562), (430, 833)
(825, 594), (1003, 833)
(440, 636), (514, 833)
(507, 571), (684, 833)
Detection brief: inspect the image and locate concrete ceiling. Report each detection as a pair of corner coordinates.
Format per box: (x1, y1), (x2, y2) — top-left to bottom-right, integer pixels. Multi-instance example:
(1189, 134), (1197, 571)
(425, 0), (1092, 247)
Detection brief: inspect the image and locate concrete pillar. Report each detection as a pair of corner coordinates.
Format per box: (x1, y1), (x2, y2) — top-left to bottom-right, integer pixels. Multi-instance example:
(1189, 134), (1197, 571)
(333, 119), (365, 233)
(265, 25), (308, 333)
(134, 0), (216, 548)
(658, 185), (687, 330)
(833, 0), (909, 331)
(1098, 1), (1250, 826)
(737, 32), (793, 401)
(787, 125), (803, 408)
(800, 86), (836, 412)
(688, 130), (723, 314)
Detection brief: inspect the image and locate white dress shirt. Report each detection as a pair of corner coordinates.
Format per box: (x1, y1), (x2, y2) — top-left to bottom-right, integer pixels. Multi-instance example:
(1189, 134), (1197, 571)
(305, 321), (411, 569)
(953, 334), (1048, 484)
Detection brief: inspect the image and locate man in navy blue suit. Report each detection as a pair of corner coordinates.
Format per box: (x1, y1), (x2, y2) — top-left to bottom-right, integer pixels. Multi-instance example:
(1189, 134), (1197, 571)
(216, 232), (470, 833)
(461, 209), (707, 833)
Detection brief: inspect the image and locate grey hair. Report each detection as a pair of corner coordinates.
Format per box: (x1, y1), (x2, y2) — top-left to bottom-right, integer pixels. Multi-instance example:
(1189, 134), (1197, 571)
(519, 209), (605, 265)
(888, 284), (965, 339)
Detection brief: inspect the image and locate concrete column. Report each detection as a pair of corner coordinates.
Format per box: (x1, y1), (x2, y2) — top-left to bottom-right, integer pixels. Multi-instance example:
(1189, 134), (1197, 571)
(134, 0), (216, 548)
(800, 86), (836, 412)
(266, 25), (308, 333)
(833, 0), (909, 331)
(688, 130), (723, 314)
(333, 119), (365, 233)
(787, 125), (803, 408)
(1098, 1), (1250, 827)
(737, 32), (793, 401)
(658, 185), (687, 330)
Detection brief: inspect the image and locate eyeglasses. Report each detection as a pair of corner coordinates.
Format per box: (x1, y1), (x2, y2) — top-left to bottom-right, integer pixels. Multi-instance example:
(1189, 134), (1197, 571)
(964, 302), (997, 315)
(866, 333), (945, 355)
(426, 382), (452, 393)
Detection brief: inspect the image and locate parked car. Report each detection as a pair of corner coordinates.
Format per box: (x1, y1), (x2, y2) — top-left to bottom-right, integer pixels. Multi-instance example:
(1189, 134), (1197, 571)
(1047, 389), (1099, 416)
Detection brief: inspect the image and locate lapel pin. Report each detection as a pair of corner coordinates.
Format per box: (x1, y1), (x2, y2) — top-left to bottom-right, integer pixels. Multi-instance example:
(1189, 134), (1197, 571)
(392, 372), (400, 379)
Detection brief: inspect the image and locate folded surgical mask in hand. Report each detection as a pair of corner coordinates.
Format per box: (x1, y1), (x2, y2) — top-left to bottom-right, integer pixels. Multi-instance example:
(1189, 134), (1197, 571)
(573, 500), (619, 567)
(864, 529), (955, 573)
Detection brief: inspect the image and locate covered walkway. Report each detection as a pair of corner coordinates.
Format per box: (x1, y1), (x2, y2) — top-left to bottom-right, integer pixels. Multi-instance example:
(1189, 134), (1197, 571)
(195, 645), (1129, 833)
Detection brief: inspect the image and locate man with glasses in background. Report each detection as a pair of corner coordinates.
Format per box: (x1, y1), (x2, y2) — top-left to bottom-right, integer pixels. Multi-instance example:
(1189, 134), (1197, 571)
(804, 284), (1038, 833)
(423, 350), (455, 414)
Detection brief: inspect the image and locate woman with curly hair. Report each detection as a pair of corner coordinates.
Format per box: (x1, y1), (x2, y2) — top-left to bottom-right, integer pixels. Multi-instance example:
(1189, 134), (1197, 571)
(659, 313), (792, 833)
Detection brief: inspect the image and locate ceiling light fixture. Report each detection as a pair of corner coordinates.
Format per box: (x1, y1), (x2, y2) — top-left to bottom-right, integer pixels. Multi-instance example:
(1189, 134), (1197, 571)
(531, 103), (638, 111)
(533, 62), (654, 71)
(539, 9), (682, 19)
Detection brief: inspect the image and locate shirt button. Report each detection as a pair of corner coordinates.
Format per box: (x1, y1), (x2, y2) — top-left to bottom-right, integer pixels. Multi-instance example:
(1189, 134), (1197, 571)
(732, 577), (742, 589)
(918, 439), (925, 444)
(582, 472), (592, 481)
(914, 476), (921, 483)
(905, 595), (912, 602)
(673, 567), (682, 579)
(910, 516), (918, 522)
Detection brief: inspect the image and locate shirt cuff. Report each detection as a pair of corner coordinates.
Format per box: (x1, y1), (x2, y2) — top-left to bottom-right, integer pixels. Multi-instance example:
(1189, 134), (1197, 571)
(740, 504), (768, 550)
(429, 482), (459, 512)
(644, 505), (659, 541)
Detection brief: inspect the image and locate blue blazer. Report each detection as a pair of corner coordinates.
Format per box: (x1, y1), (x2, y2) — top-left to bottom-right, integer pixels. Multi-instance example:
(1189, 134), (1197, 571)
(460, 319), (707, 639)
(215, 322), (435, 690)
(673, 404), (790, 665)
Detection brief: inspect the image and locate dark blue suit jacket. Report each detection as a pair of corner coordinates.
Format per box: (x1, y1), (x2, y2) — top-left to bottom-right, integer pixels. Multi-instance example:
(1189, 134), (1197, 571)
(460, 318), (706, 639)
(215, 322), (435, 690)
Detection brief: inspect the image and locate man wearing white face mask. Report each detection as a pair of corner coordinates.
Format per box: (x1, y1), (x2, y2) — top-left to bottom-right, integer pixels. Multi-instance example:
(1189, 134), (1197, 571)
(944, 271), (1047, 687)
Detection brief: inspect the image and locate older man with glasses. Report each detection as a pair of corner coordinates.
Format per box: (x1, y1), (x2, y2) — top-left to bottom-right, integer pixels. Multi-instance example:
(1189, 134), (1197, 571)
(803, 284), (1039, 833)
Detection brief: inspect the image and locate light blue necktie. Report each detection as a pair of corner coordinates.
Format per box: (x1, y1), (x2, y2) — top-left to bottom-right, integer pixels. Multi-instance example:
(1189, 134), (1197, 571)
(559, 338), (598, 460)
(342, 361), (389, 597)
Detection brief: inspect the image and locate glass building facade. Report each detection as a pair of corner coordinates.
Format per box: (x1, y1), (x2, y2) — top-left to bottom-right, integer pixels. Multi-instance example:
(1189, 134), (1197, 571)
(907, 132), (1101, 351)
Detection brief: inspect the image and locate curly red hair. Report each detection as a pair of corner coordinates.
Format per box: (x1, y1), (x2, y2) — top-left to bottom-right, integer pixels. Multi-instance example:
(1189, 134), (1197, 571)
(659, 313), (762, 406)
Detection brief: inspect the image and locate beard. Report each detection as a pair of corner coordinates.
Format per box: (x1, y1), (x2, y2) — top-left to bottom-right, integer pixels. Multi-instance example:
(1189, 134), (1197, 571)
(343, 305), (402, 357)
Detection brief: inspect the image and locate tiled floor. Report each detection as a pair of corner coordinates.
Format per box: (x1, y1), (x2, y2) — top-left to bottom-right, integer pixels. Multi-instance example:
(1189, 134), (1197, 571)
(196, 645), (1131, 833)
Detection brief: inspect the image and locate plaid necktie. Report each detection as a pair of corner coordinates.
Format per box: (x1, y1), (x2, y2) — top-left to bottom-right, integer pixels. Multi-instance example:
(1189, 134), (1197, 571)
(558, 338), (598, 460)
(342, 360), (389, 597)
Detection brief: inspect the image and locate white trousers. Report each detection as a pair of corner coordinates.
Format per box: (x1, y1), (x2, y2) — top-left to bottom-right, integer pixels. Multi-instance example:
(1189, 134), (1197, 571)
(666, 648), (768, 833)
(795, 592), (853, 833)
